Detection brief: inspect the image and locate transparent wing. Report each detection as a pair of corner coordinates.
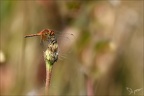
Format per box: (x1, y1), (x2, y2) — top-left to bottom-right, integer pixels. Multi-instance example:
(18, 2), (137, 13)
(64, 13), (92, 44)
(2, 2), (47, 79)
(55, 31), (76, 60)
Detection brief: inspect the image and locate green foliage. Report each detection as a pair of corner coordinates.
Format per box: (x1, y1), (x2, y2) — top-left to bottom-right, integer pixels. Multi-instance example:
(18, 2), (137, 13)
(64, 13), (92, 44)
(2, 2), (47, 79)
(0, 0), (13, 21)
(77, 30), (90, 50)
(94, 39), (110, 53)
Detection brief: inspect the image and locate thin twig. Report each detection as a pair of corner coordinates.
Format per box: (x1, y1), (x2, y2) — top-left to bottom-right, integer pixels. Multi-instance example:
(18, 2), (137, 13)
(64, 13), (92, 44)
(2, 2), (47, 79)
(86, 77), (94, 96)
(44, 36), (58, 94)
(45, 65), (53, 93)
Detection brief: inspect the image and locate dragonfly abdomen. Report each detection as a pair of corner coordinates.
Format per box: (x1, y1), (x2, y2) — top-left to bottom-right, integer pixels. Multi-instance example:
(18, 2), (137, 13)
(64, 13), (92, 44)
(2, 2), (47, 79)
(24, 34), (40, 38)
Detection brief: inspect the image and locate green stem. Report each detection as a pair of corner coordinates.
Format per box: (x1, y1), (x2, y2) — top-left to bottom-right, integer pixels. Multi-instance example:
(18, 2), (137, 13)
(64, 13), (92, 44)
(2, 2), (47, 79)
(45, 52), (53, 93)
(44, 42), (58, 94)
(45, 62), (53, 93)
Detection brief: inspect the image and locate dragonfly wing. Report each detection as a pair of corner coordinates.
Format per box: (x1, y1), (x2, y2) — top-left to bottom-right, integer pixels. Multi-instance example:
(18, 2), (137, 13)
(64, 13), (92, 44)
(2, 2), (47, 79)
(56, 33), (75, 60)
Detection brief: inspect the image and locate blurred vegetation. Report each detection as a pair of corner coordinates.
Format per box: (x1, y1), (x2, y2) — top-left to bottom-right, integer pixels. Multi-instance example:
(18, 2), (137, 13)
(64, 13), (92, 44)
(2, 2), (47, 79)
(0, 0), (143, 96)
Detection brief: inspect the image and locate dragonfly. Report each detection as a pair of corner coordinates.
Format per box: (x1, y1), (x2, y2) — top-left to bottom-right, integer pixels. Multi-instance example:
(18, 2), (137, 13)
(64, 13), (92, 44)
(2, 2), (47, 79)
(25, 29), (75, 61)
(25, 29), (58, 63)
(25, 29), (55, 42)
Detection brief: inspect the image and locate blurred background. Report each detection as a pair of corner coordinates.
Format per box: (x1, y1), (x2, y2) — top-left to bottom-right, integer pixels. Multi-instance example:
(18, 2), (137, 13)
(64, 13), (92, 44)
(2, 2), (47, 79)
(0, 0), (143, 96)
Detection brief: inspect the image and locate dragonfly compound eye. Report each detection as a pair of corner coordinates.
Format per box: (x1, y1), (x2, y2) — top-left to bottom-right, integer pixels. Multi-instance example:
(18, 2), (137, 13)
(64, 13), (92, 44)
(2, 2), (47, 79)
(50, 30), (54, 36)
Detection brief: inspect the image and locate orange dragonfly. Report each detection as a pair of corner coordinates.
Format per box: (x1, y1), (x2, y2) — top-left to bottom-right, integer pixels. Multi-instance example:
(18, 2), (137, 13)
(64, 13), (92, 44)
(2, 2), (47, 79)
(25, 29), (55, 42)
(25, 28), (74, 60)
(25, 29), (58, 62)
(25, 29), (74, 45)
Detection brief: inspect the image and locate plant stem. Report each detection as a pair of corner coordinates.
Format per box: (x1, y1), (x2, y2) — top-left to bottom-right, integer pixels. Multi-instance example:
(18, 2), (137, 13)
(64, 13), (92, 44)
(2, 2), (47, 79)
(44, 51), (53, 94)
(86, 77), (94, 96)
(45, 63), (53, 91)
(44, 38), (58, 94)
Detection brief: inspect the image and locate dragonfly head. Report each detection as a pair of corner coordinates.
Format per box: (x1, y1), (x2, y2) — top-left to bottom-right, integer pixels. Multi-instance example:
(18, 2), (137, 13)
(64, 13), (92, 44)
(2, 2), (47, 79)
(42, 29), (55, 36)
(50, 30), (55, 36)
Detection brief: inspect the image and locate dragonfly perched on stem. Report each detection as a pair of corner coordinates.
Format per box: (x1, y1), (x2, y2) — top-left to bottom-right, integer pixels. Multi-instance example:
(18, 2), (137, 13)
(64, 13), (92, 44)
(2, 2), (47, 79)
(25, 28), (75, 60)
(25, 29), (58, 61)
(25, 28), (75, 92)
(25, 29), (59, 91)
